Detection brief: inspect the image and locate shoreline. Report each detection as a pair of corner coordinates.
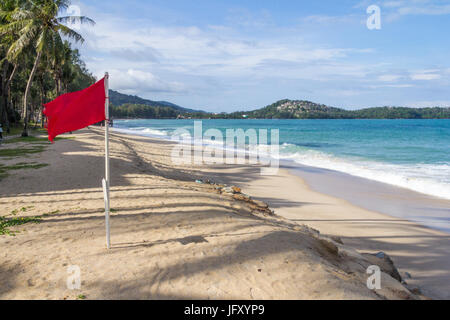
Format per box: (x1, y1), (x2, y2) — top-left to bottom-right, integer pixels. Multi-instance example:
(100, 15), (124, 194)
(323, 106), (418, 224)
(113, 126), (450, 235)
(115, 129), (450, 299)
(287, 163), (450, 235)
(112, 119), (450, 202)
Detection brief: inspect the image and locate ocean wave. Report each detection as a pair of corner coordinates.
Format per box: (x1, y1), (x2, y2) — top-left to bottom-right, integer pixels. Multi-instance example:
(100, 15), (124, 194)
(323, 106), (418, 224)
(113, 127), (169, 138)
(278, 148), (450, 200)
(113, 124), (450, 200)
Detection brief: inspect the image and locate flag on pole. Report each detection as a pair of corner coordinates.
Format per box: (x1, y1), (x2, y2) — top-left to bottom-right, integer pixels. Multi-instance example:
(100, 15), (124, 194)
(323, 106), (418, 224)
(43, 78), (107, 142)
(43, 74), (112, 250)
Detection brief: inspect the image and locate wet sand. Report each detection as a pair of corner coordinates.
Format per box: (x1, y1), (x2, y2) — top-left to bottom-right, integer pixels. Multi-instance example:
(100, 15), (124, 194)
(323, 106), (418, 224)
(288, 164), (450, 234)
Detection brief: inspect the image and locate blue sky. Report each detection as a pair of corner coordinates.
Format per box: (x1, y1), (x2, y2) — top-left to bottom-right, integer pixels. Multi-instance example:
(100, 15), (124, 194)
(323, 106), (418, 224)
(68, 0), (450, 112)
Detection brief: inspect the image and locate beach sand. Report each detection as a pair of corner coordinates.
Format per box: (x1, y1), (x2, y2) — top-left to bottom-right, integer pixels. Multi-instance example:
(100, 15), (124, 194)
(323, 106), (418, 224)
(0, 128), (439, 300)
(204, 164), (450, 300)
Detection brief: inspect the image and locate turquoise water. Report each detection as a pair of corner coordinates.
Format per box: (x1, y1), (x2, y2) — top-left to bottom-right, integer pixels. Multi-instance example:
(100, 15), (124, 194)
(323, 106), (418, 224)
(114, 119), (450, 200)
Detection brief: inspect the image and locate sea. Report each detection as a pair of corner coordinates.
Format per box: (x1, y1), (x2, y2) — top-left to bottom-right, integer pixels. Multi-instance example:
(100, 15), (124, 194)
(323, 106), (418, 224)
(114, 119), (450, 200)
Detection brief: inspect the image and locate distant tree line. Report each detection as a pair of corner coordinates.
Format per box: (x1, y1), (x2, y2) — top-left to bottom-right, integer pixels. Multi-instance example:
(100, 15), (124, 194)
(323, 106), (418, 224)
(110, 101), (450, 120)
(110, 103), (178, 119)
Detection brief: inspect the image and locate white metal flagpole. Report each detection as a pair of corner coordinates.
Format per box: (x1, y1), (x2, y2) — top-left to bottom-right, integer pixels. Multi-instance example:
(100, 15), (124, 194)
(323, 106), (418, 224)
(103, 72), (111, 249)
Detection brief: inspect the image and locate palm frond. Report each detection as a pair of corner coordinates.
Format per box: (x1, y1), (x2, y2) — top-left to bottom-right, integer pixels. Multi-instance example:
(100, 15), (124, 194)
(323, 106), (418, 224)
(7, 21), (38, 59)
(54, 0), (71, 11)
(57, 15), (96, 27)
(0, 10), (12, 21)
(36, 27), (51, 53)
(57, 24), (85, 44)
(0, 19), (32, 35)
(10, 8), (34, 21)
(49, 31), (64, 62)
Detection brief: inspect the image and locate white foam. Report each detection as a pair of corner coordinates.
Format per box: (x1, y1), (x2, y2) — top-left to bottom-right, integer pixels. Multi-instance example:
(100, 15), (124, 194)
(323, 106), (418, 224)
(113, 124), (450, 200)
(278, 148), (450, 200)
(113, 127), (170, 138)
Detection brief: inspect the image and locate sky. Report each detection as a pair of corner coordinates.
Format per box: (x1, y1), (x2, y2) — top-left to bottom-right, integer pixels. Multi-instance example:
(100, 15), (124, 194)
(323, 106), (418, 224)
(65, 0), (450, 112)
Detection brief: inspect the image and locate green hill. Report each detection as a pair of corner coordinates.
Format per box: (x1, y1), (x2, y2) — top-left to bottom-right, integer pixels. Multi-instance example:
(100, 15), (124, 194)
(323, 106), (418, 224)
(221, 100), (450, 119)
(109, 90), (201, 114)
(109, 90), (208, 119)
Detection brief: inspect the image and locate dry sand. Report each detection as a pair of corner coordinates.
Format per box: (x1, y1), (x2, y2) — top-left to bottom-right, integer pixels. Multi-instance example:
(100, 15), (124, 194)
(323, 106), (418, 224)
(0, 128), (436, 300)
(205, 165), (450, 300)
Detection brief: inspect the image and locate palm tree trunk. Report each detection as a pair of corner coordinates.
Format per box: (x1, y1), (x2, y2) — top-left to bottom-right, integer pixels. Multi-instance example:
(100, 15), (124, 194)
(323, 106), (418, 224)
(56, 76), (62, 97)
(1, 62), (9, 131)
(41, 109), (45, 128)
(0, 100), (8, 134)
(6, 64), (18, 104)
(22, 51), (42, 137)
(4, 63), (18, 132)
(40, 75), (46, 128)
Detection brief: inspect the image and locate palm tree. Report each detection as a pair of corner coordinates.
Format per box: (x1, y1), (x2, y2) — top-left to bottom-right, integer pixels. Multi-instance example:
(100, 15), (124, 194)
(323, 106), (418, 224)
(60, 41), (76, 93)
(0, 0), (21, 132)
(50, 38), (72, 97)
(0, 0), (94, 136)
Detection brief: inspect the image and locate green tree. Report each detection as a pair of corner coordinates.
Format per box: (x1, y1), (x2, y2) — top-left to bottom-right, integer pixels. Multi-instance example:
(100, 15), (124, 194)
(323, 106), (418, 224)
(0, 0), (94, 136)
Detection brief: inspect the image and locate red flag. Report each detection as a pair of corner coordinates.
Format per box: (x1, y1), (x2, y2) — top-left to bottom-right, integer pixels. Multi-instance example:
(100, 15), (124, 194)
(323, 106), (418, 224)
(43, 78), (107, 142)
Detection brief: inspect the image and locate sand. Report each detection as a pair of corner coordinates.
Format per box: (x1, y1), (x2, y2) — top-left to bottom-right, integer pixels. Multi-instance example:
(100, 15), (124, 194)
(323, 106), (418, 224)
(204, 165), (450, 300)
(0, 128), (436, 300)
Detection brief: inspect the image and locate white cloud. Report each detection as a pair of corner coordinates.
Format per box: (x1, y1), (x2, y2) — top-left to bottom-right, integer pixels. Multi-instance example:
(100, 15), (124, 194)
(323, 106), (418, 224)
(397, 4), (450, 15)
(386, 84), (415, 88)
(407, 100), (450, 107)
(301, 14), (360, 25)
(369, 84), (415, 89)
(83, 19), (356, 76)
(356, 0), (450, 22)
(109, 69), (185, 94)
(378, 74), (403, 82)
(76, 13), (378, 89)
(410, 70), (441, 81)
